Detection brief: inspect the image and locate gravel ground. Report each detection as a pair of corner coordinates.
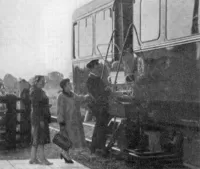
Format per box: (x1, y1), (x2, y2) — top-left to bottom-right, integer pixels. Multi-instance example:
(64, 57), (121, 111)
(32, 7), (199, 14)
(49, 125), (138, 169)
(0, 123), (188, 169)
(0, 144), (187, 169)
(0, 139), (137, 169)
(0, 146), (138, 169)
(0, 125), (137, 169)
(0, 142), (188, 169)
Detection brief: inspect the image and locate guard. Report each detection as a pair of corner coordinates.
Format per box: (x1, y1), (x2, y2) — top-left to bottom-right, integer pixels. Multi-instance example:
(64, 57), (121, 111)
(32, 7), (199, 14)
(86, 59), (110, 156)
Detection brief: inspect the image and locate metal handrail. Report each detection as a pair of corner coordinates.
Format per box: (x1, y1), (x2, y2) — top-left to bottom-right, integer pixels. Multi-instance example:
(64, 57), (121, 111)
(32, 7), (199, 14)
(97, 43), (122, 83)
(96, 23), (141, 87)
(97, 30), (116, 79)
(97, 43), (121, 58)
(113, 23), (142, 87)
(105, 30), (116, 61)
(113, 24), (133, 87)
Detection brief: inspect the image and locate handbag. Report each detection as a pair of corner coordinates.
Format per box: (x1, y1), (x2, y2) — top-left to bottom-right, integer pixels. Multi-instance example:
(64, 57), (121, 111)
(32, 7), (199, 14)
(52, 131), (72, 151)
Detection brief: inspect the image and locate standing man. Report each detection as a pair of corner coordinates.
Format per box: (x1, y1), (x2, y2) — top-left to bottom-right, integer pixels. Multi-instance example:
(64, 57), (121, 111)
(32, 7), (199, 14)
(86, 59), (110, 156)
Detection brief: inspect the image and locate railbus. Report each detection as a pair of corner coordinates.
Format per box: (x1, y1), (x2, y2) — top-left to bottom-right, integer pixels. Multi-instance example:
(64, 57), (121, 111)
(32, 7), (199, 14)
(71, 0), (200, 168)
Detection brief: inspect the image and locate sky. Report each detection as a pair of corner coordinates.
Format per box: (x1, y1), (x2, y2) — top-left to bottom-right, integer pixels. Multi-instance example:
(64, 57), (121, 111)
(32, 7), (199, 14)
(0, 0), (92, 80)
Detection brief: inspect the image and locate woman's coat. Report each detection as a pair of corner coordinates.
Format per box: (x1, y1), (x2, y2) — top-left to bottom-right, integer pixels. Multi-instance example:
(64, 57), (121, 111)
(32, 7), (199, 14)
(57, 92), (86, 149)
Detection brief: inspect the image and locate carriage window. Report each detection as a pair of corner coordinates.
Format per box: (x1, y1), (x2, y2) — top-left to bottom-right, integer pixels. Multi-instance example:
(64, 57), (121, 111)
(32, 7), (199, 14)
(167, 0), (199, 39)
(105, 8), (112, 19)
(105, 8), (113, 44)
(79, 16), (93, 57)
(95, 11), (104, 54)
(73, 23), (78, 58)
(95, 9), (112, 55)
(141, 0), (160, 42)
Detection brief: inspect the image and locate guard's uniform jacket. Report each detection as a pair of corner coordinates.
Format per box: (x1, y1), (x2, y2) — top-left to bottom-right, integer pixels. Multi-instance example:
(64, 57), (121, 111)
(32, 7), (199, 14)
(86, 72), (110, 152)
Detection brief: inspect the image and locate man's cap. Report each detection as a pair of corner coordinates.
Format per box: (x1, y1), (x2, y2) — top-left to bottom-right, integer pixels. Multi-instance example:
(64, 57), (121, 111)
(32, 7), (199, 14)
(86, 59), (99, 69)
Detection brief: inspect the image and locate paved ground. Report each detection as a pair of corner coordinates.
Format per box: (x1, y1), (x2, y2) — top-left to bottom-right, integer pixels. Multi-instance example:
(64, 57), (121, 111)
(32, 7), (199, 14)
(0, 159), (90, 169)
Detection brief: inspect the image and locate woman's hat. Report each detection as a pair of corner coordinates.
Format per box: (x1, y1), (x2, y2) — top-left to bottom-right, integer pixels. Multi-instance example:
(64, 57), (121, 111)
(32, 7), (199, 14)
(86, 59), (99, 69)
(32, 75), (44, 86)
(60, 78), (70, 89)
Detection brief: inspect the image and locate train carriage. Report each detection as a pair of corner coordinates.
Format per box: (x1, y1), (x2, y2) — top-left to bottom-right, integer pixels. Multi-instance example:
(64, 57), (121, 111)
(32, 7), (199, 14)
(72, 0), (200, 168)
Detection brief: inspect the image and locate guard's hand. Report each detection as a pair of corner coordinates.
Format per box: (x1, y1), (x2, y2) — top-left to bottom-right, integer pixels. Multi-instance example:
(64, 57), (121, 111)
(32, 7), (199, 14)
(84, 94), (90, 100)
(40, 121), (45, 128)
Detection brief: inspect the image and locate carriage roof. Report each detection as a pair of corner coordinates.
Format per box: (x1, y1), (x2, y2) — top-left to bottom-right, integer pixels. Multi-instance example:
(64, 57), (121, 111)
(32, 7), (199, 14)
(72, 0), (115, 21)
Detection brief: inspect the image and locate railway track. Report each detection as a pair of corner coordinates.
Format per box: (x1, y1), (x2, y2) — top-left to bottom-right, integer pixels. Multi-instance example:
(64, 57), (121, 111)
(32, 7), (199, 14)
(50, 116), (196, 169)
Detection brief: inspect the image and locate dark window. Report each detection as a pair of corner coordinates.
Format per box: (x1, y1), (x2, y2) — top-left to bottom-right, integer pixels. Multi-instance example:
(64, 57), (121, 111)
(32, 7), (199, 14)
(95, 9), (113, 56)
(141, 0), (160, 42)
(79, 16), (93, 57)
(167, 0), (200, 39)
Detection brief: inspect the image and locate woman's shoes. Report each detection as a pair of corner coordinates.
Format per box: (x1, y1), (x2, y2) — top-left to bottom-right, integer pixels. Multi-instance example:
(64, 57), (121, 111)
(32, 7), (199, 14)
(29, 158), (41, 164)
(60, 153), (74, 164)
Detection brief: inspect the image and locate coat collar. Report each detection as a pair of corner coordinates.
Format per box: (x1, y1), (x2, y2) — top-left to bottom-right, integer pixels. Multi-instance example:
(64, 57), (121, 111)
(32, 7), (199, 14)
(62, 91), (74, 98)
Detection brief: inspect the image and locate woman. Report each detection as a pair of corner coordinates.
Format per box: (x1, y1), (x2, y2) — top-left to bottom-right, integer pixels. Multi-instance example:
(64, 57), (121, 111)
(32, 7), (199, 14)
(57, 78), (89, 163)
(29, 75), (52, 165)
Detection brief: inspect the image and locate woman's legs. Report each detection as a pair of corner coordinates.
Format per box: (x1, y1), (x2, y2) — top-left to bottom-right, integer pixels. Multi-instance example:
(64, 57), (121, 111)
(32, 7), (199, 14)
(30, 124), (39, 162)
(29, 146), (40, 164)
(30, 146), (37, 160)
(39, 144), (53, 165)
(39, 144), (45, 161)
